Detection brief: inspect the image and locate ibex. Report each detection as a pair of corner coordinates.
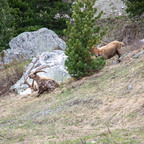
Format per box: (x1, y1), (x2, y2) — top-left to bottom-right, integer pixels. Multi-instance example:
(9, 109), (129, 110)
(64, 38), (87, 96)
(92, 41), (124, 62)
(24, 57), (59, 97)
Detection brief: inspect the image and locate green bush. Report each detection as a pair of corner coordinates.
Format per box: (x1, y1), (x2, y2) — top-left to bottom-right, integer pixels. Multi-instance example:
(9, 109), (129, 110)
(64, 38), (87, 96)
(64, 0), (106, 79)
(122, 0), (144, 19)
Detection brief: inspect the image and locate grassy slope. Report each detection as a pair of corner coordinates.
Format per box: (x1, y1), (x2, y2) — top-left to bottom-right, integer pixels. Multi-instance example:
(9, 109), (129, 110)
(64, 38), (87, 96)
(0, 53), (144, 144)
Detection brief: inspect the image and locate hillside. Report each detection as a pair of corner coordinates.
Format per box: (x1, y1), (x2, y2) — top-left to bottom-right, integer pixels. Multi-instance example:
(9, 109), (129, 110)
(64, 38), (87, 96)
(0, 51), (144, 143)
(94, 0), (126, 18)
(0, 1), (144, 143)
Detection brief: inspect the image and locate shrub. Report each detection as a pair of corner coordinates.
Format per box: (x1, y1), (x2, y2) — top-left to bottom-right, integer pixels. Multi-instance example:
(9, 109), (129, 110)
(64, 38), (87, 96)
(64, 0), (106, 79)
(122, 0), (144, 19)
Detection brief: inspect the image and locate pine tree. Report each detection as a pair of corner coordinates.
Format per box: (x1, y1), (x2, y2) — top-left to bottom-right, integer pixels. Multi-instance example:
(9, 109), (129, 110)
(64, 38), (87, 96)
(122, 0), (144, 19)
(8, 0), (72, 36)
(0, 0), (13, 52)
(64, 0), (106, 79)
(35, 0), (72, 35)
(8, 0), (37, 36)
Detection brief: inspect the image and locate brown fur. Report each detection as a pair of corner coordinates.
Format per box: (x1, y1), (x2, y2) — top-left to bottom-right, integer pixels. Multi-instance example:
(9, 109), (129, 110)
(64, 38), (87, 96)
(29, 73), (59, 97)
(92, 41), (124, 62)
(24, 75), (38, 92)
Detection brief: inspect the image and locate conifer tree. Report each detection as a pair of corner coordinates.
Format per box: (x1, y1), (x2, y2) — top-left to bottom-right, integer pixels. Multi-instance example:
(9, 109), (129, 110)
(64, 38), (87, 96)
(0, 0), (13, 52)
(35, 0), (72, 35)
(64, 0), (106, 79)
(122, 0), (144, 19)
(8, 0), (72, 36)
(8, 0), (36, 36)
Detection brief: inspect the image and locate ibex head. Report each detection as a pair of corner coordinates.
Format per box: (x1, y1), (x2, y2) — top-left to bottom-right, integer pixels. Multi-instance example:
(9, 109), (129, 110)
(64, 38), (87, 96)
(29, 65), (48, 80)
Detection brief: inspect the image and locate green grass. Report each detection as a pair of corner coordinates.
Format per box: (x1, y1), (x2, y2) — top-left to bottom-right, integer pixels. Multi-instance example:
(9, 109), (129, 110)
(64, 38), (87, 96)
(60, 128), (144, 144)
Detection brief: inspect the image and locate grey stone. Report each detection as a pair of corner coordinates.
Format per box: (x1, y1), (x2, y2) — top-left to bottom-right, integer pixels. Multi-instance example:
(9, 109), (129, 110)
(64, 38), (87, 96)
(1, 28), (66, 64)
(10, 50), (71, 95)
(113, 61), (118, 65)
(119, 56), (123, 61)
(128, 84), (133, 90)
(133, 50), (144, 59)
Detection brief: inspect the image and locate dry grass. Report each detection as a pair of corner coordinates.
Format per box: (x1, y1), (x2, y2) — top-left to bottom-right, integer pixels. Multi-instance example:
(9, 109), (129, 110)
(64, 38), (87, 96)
(100, 16), (144, 45)
(0, 49), (144, 143)
(0, 60), (30, 96)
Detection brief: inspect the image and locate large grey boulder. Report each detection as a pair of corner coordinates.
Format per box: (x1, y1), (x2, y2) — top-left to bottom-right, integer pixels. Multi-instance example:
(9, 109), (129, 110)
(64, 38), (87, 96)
(10, 50), (70, 95)
(1, 28), (66, 64)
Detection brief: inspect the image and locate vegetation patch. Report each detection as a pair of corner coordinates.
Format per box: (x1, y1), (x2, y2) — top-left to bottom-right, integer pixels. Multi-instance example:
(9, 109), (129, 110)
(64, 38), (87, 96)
(0, 60), (30, 96)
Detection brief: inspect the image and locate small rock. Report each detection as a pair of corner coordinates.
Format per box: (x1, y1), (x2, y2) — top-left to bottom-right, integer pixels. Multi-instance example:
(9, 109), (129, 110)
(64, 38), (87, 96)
(133, 50), (144, 59)
(119, 56), (124, 61)
(91, 141), (97, 144)
(118, 12), (122, 16)
(128, 84), (133, 90)
(113, 61), (118, 65)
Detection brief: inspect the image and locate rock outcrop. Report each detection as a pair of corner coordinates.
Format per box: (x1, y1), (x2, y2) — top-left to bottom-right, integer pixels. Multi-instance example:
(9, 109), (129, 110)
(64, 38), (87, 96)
(1, 28), (66, 64)
(10, 50), (70, 95)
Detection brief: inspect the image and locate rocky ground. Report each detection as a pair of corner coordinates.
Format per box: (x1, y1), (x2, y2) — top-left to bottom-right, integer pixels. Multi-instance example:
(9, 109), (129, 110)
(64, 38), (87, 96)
(94, 0), (126, 18)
